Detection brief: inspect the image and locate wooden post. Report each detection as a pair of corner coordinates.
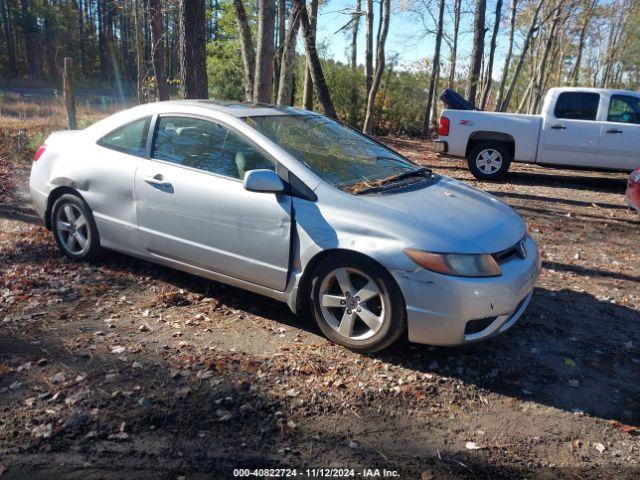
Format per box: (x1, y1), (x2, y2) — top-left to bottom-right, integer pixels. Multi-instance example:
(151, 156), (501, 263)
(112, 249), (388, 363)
(63, 57), (77, 130)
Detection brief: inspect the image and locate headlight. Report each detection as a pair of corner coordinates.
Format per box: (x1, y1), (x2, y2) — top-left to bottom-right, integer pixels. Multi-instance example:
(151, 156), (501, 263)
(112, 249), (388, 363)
(403, 248), (502, 277)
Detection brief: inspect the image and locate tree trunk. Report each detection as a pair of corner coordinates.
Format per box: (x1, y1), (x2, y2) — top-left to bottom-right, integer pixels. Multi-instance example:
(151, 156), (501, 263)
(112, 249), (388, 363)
(134, 0), (146, 103)
(495, 0), (518, 111)
(20, 0), (41, 79)
(232, 0), (256, 102)
(465, 0), (486, 106)
(302, 0), (318, 110)
(1, 0), (17, 77)
(422, 0), (445, 137)
(531, 4), (561, 112)
(149, 0), (169, 100)
(479, 0), (502, 110)
(63, 58), (77, 130)
(276, 2), (301, 105)
(364, 0), (374, 96)
(274, 0), (286, 97)
(362, 0), (390, 135)
(499, 0), (544, 112)
(254, 0), (276, 102)
(180, 0), (209, 99)
(295, 0), (336, 118)
(448, 0), (461, 88)
(349, 0), (361, 125)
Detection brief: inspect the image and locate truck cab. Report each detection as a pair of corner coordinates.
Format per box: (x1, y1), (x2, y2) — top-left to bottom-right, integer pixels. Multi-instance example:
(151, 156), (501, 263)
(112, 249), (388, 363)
(436, 87), (640, 180)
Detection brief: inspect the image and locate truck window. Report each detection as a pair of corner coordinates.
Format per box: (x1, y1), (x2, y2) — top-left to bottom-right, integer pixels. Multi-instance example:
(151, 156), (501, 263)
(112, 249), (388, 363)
(554, 92), (600, 121)
(607, 95), (640, 125)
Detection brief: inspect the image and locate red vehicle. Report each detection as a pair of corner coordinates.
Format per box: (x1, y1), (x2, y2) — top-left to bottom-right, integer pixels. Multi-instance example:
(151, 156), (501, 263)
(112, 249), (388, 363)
(626, 168), (640, 212)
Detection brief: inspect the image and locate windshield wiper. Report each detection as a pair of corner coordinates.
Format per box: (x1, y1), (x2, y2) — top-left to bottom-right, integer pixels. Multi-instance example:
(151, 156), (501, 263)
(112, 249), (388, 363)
(353, 167), (432, 195)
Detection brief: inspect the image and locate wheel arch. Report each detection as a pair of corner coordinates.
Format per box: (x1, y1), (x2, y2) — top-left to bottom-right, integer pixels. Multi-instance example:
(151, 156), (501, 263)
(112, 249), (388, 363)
(465, 131), (516, 159)
(45, 186), (86, 229)
(294, 248), (405, 315)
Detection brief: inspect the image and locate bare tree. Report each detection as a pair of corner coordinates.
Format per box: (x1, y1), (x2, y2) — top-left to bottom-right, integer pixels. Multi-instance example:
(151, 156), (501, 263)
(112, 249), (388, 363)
(363, 0), (390, 134)
(349, 0), (362, 124)
(294, 0), (337, 117)
(232, 0), (256, 102)
(133, 0), (146, 103)
(448, 0), (462, 88)
(569, 0), (598, 86)
(277, 2), (301, 105)
(499, 0), (545, 112)
(365, 0), (374, 96)
(479, 0), (503, 109)
(180, 0), (209, 99)
(495, 0), (519, 111)
(422, 0), (445, 136)
(302, 0), (319, 109)
(149, 0), (169, 100)
(254, 0), (276, 102)
(466, 0), (487, 105)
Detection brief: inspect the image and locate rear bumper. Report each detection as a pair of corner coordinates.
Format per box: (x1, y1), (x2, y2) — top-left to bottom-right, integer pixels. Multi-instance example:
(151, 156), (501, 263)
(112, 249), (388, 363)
(30, 184), (48, 223)
(392, 235), (541, 346)
(434, 140), (448, 154)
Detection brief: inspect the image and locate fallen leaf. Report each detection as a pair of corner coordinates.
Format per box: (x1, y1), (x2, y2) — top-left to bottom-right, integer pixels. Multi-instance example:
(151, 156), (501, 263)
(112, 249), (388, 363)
(564, 357), (576, 367)
(610, 420), (640, 435)
(111, 346), (125, 354)
(571, 439), (584, 449)
(594, 442), (605, 453)
(465, 441), (482, 450)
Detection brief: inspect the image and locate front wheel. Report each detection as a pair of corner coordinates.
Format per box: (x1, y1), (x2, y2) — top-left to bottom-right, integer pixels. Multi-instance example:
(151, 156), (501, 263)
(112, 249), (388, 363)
(467, 141), (512, 180)
(309, 255), (406, 353)
(51, 193), (102, 261)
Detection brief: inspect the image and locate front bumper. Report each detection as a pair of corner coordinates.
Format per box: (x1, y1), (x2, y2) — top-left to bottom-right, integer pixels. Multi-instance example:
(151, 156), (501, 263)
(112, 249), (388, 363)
(434, 140), (448, 153)
(392, 236), (541, 346)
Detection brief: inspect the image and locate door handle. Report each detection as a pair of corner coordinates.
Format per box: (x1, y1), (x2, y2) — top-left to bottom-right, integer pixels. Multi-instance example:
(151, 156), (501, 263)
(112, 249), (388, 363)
(550, 124), (566, 130)
(143, 174), (172, 188)
(606, 128), (623, 134)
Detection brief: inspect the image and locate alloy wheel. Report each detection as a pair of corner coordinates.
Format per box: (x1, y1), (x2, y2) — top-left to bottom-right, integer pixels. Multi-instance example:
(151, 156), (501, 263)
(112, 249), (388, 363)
(318, 267), (386, 341)
(475, 148), (503, 175)
(55, 202), (91, 256)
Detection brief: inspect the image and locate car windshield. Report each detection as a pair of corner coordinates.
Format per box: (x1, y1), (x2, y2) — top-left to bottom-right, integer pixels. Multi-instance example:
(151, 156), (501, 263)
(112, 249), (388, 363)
(244, 114), (428, 192)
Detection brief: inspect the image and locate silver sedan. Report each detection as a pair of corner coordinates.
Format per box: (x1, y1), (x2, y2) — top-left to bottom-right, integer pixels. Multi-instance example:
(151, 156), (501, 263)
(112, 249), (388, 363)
(30, 101), (541, 352)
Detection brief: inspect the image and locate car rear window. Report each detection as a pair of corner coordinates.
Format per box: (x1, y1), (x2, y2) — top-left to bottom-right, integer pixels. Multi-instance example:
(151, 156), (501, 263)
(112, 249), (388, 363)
(97, 116), (151, 156)
(554, 92), (600, 121)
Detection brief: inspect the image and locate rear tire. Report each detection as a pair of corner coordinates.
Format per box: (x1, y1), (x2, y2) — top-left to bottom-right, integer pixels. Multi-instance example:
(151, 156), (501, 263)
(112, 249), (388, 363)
(51, 193), (102, 261)
(467, 141), (512, 180)
(309, 254), (406, 353)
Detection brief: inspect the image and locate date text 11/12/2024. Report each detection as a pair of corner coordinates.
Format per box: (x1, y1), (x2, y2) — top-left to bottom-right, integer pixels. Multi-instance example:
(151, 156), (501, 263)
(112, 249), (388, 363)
(232, 468), (400, 477)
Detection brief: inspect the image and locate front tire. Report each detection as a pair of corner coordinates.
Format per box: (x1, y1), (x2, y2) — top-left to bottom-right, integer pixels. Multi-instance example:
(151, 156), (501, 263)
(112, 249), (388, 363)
(51, 193), (102, 261)
(309, 254), (406, 353)
(467, 141), (512, 180)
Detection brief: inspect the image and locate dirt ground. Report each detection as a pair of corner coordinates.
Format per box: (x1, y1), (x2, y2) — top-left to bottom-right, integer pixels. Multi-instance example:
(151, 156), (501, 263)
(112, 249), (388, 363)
(0, 136), (639, 479)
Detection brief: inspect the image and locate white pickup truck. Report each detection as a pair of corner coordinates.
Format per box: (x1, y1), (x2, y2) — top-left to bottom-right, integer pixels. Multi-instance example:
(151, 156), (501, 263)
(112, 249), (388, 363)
(435, 87), (640, 179)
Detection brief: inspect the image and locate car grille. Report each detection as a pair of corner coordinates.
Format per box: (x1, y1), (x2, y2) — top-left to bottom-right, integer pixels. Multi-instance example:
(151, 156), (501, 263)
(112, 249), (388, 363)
(493, 237), (527, 264)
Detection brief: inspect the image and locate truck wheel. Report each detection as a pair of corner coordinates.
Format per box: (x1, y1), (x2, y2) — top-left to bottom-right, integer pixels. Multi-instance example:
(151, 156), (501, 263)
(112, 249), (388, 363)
(467, 141), (512, 180)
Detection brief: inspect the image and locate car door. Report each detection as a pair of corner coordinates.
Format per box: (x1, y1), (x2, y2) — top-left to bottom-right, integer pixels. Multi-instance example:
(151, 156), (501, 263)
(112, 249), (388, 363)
(134, 114), (292, 291)
(90, 115), (151, 253)
(595, 94), (640, 170)
(537, 91), (602, 167)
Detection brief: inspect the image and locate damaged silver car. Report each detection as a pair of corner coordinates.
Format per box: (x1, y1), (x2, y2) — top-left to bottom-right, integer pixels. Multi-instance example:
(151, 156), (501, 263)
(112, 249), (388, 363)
(29, 101), (541, 352)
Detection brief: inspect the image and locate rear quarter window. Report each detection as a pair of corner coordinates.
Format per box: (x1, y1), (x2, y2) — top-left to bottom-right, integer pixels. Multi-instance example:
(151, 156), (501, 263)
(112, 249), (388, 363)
(97, 116), (151, 157)
(554, 92), (600, 121)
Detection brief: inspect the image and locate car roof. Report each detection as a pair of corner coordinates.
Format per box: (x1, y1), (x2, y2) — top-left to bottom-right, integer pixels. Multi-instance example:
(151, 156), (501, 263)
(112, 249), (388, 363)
(136, 99), (311, 118)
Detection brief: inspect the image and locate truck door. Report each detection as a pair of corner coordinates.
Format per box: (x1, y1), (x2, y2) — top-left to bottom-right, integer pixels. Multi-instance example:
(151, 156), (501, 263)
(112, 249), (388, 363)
(537, 91), (601, 167)
(595, 94), (640, 171)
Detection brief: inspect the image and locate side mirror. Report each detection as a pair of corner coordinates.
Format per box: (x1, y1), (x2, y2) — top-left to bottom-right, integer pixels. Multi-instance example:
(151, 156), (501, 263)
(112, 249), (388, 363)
(243, 169), (285, 193)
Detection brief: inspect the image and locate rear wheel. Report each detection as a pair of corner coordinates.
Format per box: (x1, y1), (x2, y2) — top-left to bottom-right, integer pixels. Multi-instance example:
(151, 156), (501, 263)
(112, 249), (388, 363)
(51, 193), (102, 261)
(467, 141), (512, 180)
(309, 254), (406, 353)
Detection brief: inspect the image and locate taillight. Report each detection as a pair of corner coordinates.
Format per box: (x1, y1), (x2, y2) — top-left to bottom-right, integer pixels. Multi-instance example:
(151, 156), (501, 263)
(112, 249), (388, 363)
(438, 116), (450, 136)
(34, 144), (47, 162)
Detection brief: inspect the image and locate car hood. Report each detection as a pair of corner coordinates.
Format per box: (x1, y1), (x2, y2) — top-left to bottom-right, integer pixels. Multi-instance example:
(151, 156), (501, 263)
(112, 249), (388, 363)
(359, 175), (525, 254)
